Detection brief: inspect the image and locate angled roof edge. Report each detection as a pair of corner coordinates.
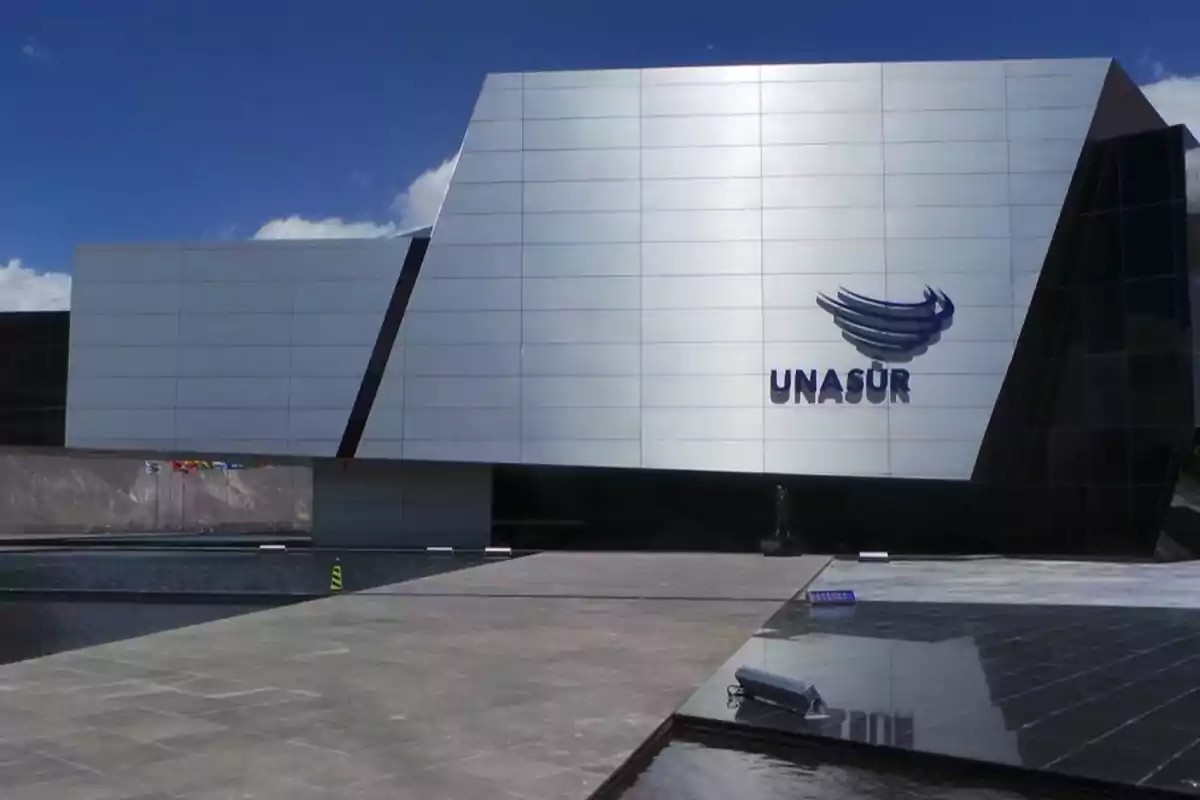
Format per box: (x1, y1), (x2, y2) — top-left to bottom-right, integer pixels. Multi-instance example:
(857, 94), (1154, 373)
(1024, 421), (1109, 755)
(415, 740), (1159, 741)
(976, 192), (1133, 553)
(1095, 60), (1199, 149)
(393, 224), (433, 239)
(496, 55), (1114, 76)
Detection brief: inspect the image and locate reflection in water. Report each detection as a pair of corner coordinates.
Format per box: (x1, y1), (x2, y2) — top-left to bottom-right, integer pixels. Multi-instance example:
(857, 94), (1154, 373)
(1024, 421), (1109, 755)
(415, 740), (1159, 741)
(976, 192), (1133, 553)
(0, 599), (280, 665)
(619, 737), (1097, 800)
(687, 630), (1023, 767)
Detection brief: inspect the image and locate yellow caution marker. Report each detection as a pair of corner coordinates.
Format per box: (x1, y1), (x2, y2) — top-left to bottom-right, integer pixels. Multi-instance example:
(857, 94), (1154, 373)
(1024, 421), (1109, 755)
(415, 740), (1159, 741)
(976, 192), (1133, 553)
(330, 561), (343, 593)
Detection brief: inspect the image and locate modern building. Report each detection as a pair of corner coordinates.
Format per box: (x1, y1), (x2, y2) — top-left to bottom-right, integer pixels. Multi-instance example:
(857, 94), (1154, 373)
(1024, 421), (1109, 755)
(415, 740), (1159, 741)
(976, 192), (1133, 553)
(6, 57), (1197, 554)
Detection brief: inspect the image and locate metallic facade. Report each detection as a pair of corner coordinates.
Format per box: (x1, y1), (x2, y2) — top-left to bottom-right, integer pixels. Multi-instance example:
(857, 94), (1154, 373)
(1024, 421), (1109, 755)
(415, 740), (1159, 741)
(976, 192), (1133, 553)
(67, 239), (415, 457)
(66, 58), (1184, 483)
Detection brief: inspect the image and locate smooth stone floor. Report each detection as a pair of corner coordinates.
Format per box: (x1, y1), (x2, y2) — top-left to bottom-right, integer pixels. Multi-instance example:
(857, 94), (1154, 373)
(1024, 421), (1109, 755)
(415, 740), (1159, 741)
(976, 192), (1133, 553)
(368, 552), (825, 600)
(811, 558), (1200, 608)
(679, 600), (1200, 795)
(0, 553), (830, 800)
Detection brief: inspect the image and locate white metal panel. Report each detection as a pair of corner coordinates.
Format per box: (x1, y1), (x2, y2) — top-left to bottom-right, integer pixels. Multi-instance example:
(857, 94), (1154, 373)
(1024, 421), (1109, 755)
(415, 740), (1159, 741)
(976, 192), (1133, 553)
(523, 244), (641, 278)
(71, 314), (180, 346)
(68, 60), (1120, 476)
(642, 242), (762, 275)
(642, 115), (761, 148)
(641, 83), (760, 116)
(761, 80), (883, 114)
(522, 277), (640, 310)
(461, 120), (522, 152)
(642, 343), (764, 376)
(642, 178), (762, 211)
(642, 146), (761, 180)
(67, 239), (411, 455)
(761, 240), (886, 274)
(522, 439), (641, 468)
(643, 408), (763, 440)
(521, 310), (640, 343)
(642, 275), (762, 309)
(642, 439), (763, 473)
(522, 376), (641, 407)
(520, 344), (640, 376)
(642, 309), (763, 343)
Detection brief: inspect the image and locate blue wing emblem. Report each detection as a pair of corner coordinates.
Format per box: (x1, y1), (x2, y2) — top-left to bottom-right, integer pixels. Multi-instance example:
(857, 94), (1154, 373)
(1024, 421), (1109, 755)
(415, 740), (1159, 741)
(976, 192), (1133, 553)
(816, 286), (954, 362)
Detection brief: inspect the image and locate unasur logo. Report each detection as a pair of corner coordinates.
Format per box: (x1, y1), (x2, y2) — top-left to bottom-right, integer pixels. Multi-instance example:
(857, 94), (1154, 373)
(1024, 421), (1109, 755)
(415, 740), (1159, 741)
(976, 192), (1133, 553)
(816, 286), (955, 361)
(770, 286), (955, 405)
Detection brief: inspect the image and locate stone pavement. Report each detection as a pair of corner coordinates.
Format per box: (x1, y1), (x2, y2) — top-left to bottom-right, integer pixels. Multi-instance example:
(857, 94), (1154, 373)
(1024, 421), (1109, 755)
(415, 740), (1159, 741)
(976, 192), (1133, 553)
(365, 551), (827, 600)
(0, 552), (830, 800)
(812, 557), (1200, 607)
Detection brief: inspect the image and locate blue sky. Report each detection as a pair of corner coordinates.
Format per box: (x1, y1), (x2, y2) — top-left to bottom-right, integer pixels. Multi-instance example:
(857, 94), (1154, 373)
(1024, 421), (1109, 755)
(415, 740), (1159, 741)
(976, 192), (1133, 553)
(2, 0), (1199, 308)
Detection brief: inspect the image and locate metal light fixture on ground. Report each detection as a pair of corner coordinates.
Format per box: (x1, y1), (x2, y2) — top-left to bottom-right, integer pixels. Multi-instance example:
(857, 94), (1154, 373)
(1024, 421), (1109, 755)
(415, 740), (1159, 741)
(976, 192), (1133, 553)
(729, 665), (827, 717)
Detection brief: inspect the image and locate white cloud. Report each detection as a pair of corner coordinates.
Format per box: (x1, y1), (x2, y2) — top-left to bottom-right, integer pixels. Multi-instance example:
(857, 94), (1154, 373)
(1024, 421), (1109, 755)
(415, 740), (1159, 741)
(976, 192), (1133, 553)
(253, 216), (397, 240)
(253, 153), (459, 241)
(391, 154), (459, 231)
(1141, 72), (1200, 208)
(20, 37), (53, 64)
(0, 260), (71, 311)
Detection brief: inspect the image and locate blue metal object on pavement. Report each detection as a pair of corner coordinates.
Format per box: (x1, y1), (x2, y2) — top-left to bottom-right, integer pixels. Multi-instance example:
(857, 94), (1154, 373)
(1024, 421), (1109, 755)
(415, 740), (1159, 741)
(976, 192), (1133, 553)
(807, 589), (857, 606)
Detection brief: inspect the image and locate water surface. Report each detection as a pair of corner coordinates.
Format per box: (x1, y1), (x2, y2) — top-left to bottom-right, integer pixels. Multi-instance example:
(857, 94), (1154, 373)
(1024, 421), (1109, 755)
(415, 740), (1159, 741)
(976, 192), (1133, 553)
(0, 598), (280, 665)
(618, 735), (1110, 800)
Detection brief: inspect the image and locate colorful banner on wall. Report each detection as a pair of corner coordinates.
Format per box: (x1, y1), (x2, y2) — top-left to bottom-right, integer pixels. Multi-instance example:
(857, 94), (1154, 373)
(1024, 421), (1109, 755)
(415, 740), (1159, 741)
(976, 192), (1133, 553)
(144, 460), (247, 475)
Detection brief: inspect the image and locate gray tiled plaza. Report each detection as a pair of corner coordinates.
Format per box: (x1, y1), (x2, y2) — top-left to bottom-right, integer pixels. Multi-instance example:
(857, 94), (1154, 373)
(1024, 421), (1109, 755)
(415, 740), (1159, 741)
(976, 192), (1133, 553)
(811, 558), (1200, 607)
(367, 552), (825, 599)
(0, 553), (830, 799)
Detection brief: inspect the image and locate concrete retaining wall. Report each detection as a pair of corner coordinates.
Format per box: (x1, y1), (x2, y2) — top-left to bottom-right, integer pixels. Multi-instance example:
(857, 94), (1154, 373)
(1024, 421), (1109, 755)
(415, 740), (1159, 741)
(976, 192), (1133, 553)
(0, 453), (310, 535)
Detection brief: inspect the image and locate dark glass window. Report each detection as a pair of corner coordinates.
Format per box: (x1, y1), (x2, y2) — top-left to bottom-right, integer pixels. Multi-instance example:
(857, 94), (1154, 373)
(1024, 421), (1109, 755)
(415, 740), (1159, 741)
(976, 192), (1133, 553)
(1087, 486), (1132, 546)
(1131, 484), (1171, 538)
(0, 312), (68, 448)
(1125, 277), (1181, 352)
(1083, 354), (1129, 428)
(1084, 281), (1124, 353)
(1059, 297), (1088, 357)
(1128, 351), (1188, 426)
(1047, 486), (1089, 542)
(974, 125), (1193, 557)
(1119, 130), (1174, 208)
(1017, 285), (1063, 355)
(1129, 429), (1179, 484)
(1079, 141), (1119, 214)
(1052, 357), (1086, 424)
(1046, 429), (1088, 486)
(1078, 212), (1123, 283)
(1088, 429), (1129, 485)
(1123, 205), (1179, 279)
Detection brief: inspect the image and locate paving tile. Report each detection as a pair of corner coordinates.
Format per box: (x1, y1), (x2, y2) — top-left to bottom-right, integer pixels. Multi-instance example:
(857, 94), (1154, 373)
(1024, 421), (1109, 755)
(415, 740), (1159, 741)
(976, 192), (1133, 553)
(190, 697), (329, 736)
(1051, 741), (1168, 785)
(0, 739), (34, 765)
(0, 773), (158, 800)
(279, 717), (425, 754)
(0, 553), (823, 798)
(1141, 751), (1200, 795)
(448, 748), (575, 788)
(0, 713), (85, 744)
(126, 689), (247, 716)
(371, 553), (830, 601)
(24, 727), (177, 772)
(175, 775), (328, 800)
(361, 763), (515, 800)
(53, 656), (181, 683)
(0, 751), (92, 787)
(131, 743), (294, 795)
(499, 766), (604, 800)
(0, 687), (128, 719)
(77, 706), (228, 744)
